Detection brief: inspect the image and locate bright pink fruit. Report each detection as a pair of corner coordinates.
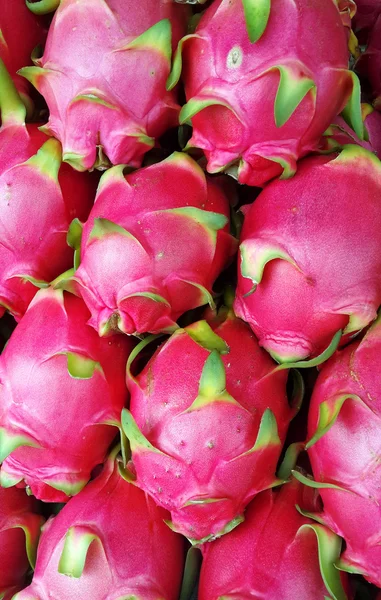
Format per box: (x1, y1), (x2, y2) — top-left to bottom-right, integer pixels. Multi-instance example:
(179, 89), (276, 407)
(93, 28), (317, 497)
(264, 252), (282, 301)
(167, 0), (359, 186)
(14, 449), (184, 600)
(19, 0), (188, 171)
(234, 145), (381, 362)
(199, 477), (350, 600)
(0, 61), (97, 320)
(0, 0), (46, 114)
(0, 487), (44, 598)
(0, 288), (132, 502)
(306, 314), (381, 587)
(122, 309), (296, 543)
(71, 152), (237, 336)
(357, 14), (381, 110)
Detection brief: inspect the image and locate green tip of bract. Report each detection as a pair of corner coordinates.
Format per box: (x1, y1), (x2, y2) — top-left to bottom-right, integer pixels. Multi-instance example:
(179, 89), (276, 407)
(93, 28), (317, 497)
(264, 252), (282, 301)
(297, 523), (348, 600)
(242, 0), (271, 43)
(341, 71), (364, 140)
(0, 428), (40, 463)
(66, 353), (101, 379)
(273, 66), (315, 128)
(185, 320), (229, 354)
(0, 57), (26, 126)
(26, 0), (60, 14)
(26, 137), (62, 180)
(58, 526), (101, 578)
(123, 18), (172, 64)
(198, 351), (226, 397)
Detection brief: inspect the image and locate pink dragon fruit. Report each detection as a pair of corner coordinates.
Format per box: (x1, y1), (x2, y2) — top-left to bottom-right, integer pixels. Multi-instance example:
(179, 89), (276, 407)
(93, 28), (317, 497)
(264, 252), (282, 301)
(0, 287), (132, 502)
(0, 59), (97, 320)
(0, 0), (46, 115)
(14, 448), (185, 600)
(167, 0), (361, 186)
(199, 477), (350, 600)
(321, 103), (381, 156)
(19, 0), (188, 172)
(298, 312), (381, 587)
(69, 152), (237, 336)
(122, 308), (298, 543)
(0, 487), (44, 598)
(234, 145), (381, 363)
(356, 14), (381, 110)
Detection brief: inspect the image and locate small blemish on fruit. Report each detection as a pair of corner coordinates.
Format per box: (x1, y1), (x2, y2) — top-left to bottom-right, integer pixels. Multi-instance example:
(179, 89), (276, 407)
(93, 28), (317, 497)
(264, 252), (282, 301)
(227, 46), (243, 69)
(207, 441), (215, 449)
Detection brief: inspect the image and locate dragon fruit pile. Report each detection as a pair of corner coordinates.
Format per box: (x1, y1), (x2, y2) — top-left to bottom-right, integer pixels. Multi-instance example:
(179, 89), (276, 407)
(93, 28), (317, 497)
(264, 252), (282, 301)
(1, 0), (381, 597)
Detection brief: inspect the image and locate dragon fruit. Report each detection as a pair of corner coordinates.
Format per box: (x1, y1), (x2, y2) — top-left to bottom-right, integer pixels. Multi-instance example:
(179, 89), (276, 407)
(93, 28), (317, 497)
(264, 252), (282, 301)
(167, 0), (361, 187)
(356, 13), (381, 110)
(0, 59), (97, 320)
(0, 487), (44, 598)
(0, 287), (132, 502)
(299, 312), (381, 587)
(69, 152), (237, 336)
(14, 448), (185, 600)
(122, 308), (298, 543)
(19, 0), (188, 172)
(199, 477), (350, 600)
(0, 0), (46, 115)
(234, 145), (381, 363)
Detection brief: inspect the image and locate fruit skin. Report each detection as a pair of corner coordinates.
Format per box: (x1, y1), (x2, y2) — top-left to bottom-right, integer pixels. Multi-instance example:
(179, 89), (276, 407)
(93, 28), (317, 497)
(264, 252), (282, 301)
(167, 0), (358, 186)
(19, 0), (188, 171)
(0, 0), (46, 114)
(234, 145), (381, 363)
(0, 60), (97, 320)
(122, 310), (295, 544)
(0, 487), (44, 597)
(13, 449), (185, 600)
(71, 152), (237, 336)
(356, 14), (381, 110)
(0, 287), (132, 502)
(198, 477), (350, 600)
(306, 314), (381, 587)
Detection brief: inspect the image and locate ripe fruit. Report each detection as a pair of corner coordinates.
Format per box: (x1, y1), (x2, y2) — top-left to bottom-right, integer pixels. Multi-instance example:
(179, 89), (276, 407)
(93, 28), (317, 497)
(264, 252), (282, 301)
(235, 145), (381, 362)
(0, 288), (132, 502)
(167, 0), (360, 186)
(122, 310), (296, 543)
(70, 152), (237, 336)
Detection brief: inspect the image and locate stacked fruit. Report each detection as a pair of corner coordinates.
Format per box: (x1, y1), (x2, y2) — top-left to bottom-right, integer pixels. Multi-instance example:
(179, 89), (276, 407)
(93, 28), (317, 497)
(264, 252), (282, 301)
(1, 0), (381, 598)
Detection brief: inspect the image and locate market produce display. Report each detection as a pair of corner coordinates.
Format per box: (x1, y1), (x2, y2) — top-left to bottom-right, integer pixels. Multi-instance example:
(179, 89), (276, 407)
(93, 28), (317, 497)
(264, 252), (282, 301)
(0, 0), (381, 598)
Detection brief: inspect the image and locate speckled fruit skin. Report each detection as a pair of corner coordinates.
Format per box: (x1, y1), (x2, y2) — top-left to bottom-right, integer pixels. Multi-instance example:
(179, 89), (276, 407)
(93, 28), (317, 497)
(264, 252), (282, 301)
(234, 145), (381, 363)
(14, 450), (185, 600)
(199, 478), (351, 600)
(168, 0), (357, 186)
(122, 310), (296, 544)
(0, 288), (132, 502)
(0, 60), (97, 320)
(307, 314), (381, 587)
(19, 0), (188, 171)
(71, 152), (237, 337)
